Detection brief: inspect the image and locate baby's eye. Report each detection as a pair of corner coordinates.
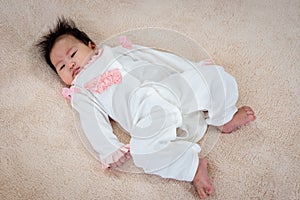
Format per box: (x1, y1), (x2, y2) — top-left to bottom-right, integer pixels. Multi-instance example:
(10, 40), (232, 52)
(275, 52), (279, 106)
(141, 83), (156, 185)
(71, 50), (77, 58)
(60, 64), (65, 71)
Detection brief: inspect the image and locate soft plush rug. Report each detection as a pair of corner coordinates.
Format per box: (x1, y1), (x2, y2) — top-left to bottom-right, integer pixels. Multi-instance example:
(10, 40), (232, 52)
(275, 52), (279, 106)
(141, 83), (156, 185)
(1, 0), (299, 199)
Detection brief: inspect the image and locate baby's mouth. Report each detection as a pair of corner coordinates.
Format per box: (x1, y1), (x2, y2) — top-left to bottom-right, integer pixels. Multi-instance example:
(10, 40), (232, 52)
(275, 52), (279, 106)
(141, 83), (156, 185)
(73, 67), (81, 77)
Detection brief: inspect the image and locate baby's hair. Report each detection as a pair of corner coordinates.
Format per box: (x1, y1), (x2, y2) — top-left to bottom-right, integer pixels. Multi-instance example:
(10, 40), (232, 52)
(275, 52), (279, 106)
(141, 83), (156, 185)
(36, 17), (94, 73)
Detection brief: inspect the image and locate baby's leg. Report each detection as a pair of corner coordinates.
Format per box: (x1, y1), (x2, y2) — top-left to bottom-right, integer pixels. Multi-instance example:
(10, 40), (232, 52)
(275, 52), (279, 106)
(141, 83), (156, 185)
(193, 157), (214, 199)
(219, 106), (256, 133)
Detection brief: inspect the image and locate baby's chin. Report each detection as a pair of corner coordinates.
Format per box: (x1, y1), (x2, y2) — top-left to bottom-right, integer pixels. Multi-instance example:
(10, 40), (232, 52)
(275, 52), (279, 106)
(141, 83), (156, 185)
(69, 67), (83, 85)
(63, 77), (75, 86)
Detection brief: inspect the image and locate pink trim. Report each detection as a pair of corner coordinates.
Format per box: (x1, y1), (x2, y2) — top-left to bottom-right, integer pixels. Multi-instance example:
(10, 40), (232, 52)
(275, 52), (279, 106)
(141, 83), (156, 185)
(201, 59), (214, 66)
(84, 48), (104, 68)
(119, 36), (132, 49)
(84, 69), (122, 94)
(101, 144), (130, 169)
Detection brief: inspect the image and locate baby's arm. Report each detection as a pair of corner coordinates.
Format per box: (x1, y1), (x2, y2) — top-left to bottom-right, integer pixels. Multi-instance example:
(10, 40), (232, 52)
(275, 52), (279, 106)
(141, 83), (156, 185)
(71, 88), (130, 169)
(112, 43), (199, 73)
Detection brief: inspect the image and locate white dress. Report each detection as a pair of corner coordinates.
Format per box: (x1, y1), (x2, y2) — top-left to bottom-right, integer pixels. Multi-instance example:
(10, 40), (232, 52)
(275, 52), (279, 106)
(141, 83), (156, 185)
(70, 44), (238, 182)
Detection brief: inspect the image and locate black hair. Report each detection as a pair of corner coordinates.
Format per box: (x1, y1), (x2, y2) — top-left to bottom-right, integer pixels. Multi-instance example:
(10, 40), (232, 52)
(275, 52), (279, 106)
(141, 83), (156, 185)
(36, 17), (94, 73)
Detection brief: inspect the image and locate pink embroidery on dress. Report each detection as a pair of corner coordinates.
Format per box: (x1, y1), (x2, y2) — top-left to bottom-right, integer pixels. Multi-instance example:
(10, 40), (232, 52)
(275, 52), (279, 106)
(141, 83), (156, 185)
(84, 69), (122, 94)
(118, 35), (132, 49)
(62, 87), (78, 100)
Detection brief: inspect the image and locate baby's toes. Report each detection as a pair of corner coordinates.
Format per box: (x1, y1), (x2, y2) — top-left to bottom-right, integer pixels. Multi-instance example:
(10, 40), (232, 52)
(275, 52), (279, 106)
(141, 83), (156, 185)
(246, 109), (254, 115)
(205, 185), (214, 195)
(243, 106), (253, 111)
(246, 113), (256, 122)
(196, 187), (207, 199)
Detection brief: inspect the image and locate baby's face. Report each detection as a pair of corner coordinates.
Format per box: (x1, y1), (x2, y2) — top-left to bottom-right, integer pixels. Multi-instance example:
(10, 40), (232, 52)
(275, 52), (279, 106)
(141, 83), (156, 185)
(50, 34), (95, 85)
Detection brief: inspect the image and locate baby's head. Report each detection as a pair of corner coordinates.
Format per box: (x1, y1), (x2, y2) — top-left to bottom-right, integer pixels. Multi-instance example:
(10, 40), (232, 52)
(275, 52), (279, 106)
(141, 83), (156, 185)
(37, 17), (96, 85)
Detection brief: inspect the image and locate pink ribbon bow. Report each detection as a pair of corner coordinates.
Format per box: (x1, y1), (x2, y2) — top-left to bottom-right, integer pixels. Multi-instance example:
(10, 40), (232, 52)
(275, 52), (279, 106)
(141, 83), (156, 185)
(62, 87), (77, 100)
(84, 69), (122, 94)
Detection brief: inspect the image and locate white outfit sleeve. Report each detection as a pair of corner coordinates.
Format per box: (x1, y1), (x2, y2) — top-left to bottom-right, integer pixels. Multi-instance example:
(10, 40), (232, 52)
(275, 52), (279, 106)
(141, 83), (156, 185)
(71, 88), (127, 168)
(112, 44), (198, 72)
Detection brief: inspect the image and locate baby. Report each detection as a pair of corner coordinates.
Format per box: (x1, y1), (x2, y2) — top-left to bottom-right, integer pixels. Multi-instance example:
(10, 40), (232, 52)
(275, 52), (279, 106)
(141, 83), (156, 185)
(37, 17), (255, 199)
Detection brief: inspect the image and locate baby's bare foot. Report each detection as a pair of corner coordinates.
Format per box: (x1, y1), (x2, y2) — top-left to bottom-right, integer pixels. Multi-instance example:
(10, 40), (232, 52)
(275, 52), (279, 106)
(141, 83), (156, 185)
(193, 158), (214, 199)
(220, 106), (256, 133)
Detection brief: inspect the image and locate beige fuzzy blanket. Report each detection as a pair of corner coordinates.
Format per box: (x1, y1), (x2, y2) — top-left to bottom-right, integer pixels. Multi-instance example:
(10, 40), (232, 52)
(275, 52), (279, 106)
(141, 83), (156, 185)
(1, 0), (299, 199)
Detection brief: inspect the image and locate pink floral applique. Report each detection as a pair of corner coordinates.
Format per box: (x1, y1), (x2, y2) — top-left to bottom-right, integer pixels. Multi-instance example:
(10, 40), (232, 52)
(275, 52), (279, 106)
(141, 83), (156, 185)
(84, 69), (122, 94)
(62, 86), (79, 100)
(119, 35), (132, 49)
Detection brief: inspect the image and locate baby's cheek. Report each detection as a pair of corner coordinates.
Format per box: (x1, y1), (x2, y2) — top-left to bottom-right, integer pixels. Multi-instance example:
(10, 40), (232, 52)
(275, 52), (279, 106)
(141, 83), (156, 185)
(67, 76), (74, 85)
(59, 73), (72, 85)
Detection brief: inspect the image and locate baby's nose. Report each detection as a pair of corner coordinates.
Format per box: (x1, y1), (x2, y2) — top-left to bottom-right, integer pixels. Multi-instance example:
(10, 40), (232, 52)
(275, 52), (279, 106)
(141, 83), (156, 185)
(69, 61), (76, 69)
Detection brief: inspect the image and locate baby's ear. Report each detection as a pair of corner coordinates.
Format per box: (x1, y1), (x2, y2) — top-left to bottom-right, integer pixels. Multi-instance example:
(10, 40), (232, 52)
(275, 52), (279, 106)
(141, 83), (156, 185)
(88, 41), (96, 49)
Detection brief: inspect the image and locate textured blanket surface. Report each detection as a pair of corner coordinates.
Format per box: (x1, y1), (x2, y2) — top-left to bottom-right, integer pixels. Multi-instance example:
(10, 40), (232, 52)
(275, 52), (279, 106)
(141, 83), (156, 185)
(1, 0), (299, 199)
